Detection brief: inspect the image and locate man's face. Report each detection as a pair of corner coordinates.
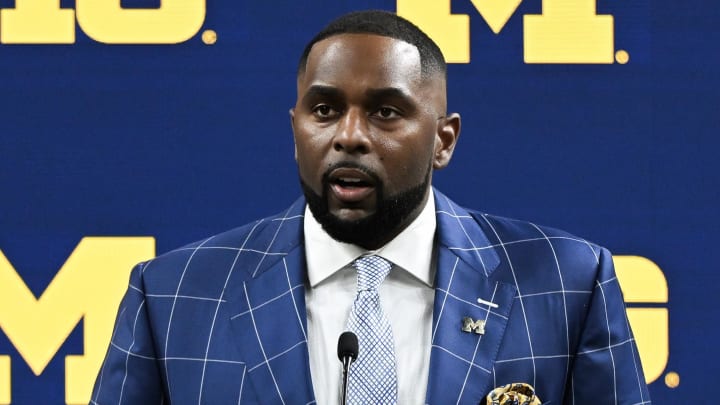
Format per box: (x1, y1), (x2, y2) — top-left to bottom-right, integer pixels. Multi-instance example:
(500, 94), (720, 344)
(291, 33), (459, 249)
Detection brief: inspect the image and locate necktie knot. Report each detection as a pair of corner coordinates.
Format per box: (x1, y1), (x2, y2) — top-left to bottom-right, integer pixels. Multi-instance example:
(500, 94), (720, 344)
(353, 255), (392, 291)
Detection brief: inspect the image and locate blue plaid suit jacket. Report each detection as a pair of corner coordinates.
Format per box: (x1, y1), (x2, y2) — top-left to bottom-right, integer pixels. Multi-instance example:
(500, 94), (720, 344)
(92, 189), (650, 404)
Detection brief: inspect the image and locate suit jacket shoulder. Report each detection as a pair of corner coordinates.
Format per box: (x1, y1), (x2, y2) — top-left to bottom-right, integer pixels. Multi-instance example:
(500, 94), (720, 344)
(92, 198), (309, 405)
(138, 197), (306, 294)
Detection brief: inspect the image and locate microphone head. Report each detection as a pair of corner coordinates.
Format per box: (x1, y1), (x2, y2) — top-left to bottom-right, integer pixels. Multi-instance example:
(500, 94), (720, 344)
(337, 331), (359, 361)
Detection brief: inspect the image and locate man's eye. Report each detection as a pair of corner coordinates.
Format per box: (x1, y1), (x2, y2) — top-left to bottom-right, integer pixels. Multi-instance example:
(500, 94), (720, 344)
(373, 107), (400, 119)
(312, 104), (336, 118)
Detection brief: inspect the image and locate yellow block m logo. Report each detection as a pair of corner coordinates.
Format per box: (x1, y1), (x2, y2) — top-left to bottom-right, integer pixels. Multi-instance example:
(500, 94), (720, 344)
(397, 0), (615, 63)
(0, 237), (154, 404)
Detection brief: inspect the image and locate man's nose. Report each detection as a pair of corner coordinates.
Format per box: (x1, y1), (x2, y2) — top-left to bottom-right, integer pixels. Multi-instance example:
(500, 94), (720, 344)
(333, 108), (371, 154)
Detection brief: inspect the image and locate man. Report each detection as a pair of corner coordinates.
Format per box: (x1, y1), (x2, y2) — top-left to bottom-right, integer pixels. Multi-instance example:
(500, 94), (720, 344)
(92, 10), (650, 405)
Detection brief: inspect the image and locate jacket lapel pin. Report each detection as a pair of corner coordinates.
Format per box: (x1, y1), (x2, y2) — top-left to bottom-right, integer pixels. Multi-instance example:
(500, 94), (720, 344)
(462, 316), (486, 335)
(477, 297), (499, 308)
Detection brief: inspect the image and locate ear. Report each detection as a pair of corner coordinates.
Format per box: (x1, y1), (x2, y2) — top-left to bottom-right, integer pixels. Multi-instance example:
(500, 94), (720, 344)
(289, 108), (297, 161)
(433, 113), (460, 169)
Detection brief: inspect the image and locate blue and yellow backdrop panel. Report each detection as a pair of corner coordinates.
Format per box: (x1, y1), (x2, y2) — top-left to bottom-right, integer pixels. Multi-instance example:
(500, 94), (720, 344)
(0, 0), (716, 403)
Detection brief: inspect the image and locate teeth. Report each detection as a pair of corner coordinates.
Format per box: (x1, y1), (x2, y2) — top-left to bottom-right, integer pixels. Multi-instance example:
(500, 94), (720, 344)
(340, 178), (362, 183)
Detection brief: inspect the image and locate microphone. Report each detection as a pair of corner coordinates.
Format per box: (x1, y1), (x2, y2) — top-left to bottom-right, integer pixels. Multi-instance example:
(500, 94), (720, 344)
(337, 331), (358, 405)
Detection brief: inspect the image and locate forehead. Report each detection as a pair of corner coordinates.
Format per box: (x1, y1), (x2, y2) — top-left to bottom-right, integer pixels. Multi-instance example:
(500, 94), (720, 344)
(299, 33), (423, 91)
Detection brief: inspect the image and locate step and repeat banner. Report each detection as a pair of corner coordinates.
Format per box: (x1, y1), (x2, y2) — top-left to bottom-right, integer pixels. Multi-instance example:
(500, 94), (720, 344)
(0, 0), (716, 403)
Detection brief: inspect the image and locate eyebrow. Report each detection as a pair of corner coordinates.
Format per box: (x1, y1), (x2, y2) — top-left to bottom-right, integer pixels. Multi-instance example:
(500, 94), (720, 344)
(365, 87), (418, 114)
(364, 87), (413, 103)
(301, 85), (344, 105)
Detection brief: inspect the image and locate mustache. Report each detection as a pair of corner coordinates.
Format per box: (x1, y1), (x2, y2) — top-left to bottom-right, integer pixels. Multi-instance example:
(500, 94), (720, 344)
(321, 161), (382, 186)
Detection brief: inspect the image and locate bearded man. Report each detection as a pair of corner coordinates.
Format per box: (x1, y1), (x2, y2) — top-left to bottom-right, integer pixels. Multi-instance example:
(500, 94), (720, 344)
(92, 10), (650, 405)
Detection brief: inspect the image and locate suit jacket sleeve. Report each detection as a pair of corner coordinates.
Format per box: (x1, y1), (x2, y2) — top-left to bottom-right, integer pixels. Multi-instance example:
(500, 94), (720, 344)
(564, 248), (651, 404)
(91, 262), (165, 404)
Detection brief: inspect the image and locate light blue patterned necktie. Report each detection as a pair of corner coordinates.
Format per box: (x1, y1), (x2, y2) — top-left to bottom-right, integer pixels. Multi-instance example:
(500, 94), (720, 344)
(345, 255), (398, 405)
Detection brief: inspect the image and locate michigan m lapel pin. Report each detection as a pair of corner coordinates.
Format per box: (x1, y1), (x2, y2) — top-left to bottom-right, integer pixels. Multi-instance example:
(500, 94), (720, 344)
(462, 317), (486, 335)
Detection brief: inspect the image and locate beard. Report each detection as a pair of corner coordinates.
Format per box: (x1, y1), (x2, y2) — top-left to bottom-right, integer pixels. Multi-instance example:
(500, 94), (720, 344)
(300, 162), (431, 249)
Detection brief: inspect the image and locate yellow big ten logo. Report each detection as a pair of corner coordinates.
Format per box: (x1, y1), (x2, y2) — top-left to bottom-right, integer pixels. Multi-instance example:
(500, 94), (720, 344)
(0, 237), (155, 405)
(614, 256), (669, 384)
(398, 0), (615, 63)
(0, 0), (205, 44)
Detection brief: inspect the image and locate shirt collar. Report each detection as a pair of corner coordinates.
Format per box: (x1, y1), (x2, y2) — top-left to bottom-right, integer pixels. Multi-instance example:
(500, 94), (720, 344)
(304, 189), (437, 288)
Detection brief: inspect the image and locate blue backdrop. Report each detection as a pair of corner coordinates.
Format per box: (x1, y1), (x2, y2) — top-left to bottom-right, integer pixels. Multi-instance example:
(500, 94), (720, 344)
(0, 0), (717, 403)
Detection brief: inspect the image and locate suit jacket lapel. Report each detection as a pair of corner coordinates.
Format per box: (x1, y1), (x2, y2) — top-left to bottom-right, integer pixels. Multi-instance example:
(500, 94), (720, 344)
(225, 199), (316, 403)
(426, 191), (517, 404)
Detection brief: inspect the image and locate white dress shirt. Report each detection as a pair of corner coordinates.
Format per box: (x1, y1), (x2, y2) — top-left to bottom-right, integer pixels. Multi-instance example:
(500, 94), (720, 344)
(304, 191), (437, 405)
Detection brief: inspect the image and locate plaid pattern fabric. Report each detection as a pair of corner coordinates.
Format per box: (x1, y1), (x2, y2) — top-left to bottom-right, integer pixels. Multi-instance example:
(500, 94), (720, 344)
(346, 255), (398, 404)
(92, 189), (650, 404)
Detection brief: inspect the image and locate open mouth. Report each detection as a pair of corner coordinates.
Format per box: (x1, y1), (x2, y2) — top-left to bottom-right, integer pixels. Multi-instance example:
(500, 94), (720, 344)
(327, 167), (377, 203)
(334, 177), (372, 188)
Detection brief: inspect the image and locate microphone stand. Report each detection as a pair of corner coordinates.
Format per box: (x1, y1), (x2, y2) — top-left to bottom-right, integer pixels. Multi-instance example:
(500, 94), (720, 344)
(337, 331), (358, 405)
(341, 355), (352, 405)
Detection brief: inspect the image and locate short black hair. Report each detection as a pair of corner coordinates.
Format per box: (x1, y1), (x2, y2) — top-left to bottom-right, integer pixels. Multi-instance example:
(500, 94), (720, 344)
(297, 10), (446, 79)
